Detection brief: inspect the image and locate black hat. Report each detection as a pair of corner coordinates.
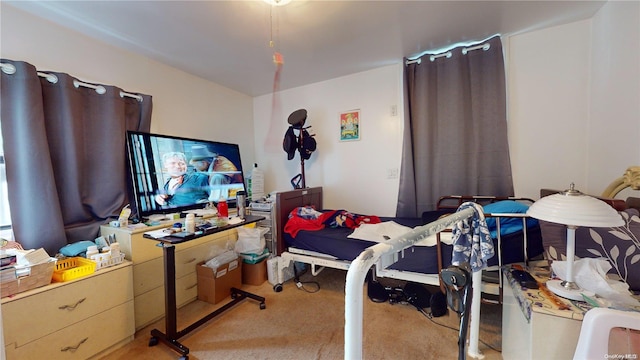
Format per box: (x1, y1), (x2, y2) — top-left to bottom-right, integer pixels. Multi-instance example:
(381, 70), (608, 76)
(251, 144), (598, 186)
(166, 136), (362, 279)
(282, 127), (297, 160)
(288, 109), (307, 129)
(190, 145), (216, 160)
(299, 129), (316, 160)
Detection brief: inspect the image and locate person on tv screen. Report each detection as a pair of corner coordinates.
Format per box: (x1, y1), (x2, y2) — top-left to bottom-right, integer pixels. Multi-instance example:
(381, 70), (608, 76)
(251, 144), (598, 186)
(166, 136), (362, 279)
(155, 151), (209, 208)
(189, 145), (242, 201)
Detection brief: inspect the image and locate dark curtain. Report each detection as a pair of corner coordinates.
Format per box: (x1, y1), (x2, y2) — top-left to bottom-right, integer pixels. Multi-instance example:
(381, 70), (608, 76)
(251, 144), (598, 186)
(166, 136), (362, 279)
(0, 59), (152, 255)
(396, 36), (513, 217)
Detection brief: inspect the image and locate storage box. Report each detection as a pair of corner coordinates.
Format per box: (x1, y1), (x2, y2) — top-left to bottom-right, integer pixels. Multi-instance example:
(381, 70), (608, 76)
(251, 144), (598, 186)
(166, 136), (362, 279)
(1, 258), (56, 298)
(238, 248), (270, 264)
(52, 257), (96, 282)
(196, 259), (242, 305)
(242, 258), (267, 285)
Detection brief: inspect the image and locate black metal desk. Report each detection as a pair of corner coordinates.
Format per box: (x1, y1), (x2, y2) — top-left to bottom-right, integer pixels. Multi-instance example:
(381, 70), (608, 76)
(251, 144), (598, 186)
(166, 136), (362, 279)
(144, 215), (265, 360)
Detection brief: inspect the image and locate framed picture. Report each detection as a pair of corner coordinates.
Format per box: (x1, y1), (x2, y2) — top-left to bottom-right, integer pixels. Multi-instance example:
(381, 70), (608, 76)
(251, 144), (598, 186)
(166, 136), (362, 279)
(339, 109), (360, 141)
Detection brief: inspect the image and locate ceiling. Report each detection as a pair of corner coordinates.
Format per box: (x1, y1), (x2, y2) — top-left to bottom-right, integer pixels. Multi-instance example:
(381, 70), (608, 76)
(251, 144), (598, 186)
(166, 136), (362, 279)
(7, 1), (606, 97)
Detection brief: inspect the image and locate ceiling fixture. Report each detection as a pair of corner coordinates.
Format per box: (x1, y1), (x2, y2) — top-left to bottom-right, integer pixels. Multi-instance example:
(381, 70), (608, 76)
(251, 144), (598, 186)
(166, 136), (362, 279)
(263, 0), (292, 6)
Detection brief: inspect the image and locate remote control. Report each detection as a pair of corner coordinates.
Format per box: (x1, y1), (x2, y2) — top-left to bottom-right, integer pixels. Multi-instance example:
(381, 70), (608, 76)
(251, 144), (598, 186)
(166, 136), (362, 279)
(511, 269), (539, 289)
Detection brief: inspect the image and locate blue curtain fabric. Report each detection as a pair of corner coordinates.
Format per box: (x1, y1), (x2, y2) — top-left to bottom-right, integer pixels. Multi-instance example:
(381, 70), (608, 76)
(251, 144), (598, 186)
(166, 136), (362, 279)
(397, 36), (513, 217)
(0, 59), (152, 254)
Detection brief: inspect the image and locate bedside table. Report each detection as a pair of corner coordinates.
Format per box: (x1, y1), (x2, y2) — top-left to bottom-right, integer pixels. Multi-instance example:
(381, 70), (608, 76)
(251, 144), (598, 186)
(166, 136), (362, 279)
(501, 266), (589, 360)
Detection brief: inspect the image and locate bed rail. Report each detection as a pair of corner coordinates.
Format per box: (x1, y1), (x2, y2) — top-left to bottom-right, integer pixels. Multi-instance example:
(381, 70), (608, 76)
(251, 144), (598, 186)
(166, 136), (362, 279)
(437, 194), (535, 210)
(344, 207), (477, 360)
(438, 212), (532, 300)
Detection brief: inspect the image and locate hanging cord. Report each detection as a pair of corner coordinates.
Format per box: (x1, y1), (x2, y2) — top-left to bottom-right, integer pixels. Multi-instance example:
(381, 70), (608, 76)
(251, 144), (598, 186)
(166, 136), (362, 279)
(293, 263), (320, 293)
(269, 5), (274, 48)
(268, 3), (281, 51)
(411, 305), (501, 353)
(377, 279), (501, 353)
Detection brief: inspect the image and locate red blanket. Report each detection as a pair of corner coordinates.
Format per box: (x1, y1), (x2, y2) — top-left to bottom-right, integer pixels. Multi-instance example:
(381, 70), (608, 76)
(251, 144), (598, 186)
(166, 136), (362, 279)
(284, 207), (381, 238)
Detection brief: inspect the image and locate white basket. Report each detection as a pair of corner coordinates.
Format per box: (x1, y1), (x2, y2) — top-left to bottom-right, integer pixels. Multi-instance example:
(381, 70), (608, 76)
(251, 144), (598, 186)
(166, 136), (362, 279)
(92, 253), (126, 270)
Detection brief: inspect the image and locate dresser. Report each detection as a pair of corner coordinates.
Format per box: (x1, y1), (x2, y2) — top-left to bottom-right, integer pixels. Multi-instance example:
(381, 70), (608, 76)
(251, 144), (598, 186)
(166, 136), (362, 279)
(2, 261), (134, 360)
(100, 223), (238, 330)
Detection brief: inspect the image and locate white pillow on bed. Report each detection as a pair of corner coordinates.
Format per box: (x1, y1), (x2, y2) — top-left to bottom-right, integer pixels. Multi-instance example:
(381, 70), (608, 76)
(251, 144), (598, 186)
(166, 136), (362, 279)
(347, 221), (411, 243)
(348, 221), (455, 247)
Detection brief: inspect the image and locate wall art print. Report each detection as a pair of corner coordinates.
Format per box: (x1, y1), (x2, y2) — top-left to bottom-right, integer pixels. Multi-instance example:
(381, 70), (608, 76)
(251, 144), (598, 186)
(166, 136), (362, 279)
(339, 109), (360, 141)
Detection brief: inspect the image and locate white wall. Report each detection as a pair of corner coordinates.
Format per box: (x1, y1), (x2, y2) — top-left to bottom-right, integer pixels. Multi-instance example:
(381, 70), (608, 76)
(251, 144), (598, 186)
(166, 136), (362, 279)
(3, 1), (638, 217)
(506, 20), (592, 199)
(1, 4), (256, 171)
(508, 0), (640, 198)
(587, 0), (640, 193)
(253, 65), (404, 216)
(255, 1), (640, 211)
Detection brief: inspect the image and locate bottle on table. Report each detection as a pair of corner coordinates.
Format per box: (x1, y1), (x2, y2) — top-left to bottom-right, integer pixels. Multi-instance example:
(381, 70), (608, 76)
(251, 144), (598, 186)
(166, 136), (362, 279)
(217, 197), (228, 218)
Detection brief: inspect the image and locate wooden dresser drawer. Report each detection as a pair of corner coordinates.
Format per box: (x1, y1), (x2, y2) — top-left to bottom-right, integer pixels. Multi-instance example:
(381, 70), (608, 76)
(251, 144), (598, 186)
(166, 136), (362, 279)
(132, 257), (164, 296)
(4, 301), (134, 360)
(133, 236), (235, 297)
(132, 271), (198, 330)
(175, 241), (218, 278)
(133, 286), (164, 329)
(2, 263), (133, 347)
(176, 271), (198, 306)
(99, 225), (240, 331)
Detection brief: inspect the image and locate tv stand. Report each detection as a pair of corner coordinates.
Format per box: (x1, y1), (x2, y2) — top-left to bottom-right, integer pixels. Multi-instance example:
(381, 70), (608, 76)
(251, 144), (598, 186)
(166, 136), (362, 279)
(143, 215), (265, 360)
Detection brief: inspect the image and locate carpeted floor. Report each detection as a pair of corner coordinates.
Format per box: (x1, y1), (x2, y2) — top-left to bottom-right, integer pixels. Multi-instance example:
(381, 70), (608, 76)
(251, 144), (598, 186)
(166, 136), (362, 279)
(100, 267), (502, 360)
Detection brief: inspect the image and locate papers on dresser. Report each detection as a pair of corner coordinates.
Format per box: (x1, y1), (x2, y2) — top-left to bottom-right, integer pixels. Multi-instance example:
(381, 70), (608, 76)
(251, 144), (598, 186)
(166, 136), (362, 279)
(144, 229), (171, 239)
(1, 248), (54, 280)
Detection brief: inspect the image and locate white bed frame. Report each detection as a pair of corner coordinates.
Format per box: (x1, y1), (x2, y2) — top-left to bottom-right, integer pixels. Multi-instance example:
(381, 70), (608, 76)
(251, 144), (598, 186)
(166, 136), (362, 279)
(272, 187), (536, 359)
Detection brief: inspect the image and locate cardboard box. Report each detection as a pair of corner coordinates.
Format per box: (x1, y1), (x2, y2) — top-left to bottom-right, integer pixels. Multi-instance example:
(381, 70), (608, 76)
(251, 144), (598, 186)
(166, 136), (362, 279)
(242, 258), (267, 285)
(196, 259), (242, 305)
(1, 259), (56, 298)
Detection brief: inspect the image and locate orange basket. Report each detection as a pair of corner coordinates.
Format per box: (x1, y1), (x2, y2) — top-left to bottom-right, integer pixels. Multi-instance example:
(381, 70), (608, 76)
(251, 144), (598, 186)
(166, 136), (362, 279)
(52, 257), (96, 282)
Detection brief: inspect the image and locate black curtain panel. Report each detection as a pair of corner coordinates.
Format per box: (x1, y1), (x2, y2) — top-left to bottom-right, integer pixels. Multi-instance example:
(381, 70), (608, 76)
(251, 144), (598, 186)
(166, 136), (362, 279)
(0, 59), (152, 255)
(397, 36), (513, 217)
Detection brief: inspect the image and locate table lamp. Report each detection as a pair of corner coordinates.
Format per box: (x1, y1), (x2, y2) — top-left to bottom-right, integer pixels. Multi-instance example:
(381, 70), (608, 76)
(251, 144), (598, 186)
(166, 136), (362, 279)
(526, 184), (624, 300)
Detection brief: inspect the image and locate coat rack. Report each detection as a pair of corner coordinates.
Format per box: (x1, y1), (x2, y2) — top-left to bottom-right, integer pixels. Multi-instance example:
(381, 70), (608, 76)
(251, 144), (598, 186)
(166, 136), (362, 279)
(283, 109), (316, 189)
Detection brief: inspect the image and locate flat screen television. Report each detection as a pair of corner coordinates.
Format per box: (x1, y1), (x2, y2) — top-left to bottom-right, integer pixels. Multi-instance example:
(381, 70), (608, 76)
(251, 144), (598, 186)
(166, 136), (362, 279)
(126, 131), (246, 219)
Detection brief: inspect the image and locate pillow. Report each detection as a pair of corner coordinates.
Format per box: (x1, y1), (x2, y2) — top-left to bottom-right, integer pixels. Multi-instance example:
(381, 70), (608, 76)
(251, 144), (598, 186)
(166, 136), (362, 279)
(482, 200), (539, 237)
(540, 208), (640, 291)
(627, 197), (640, 212)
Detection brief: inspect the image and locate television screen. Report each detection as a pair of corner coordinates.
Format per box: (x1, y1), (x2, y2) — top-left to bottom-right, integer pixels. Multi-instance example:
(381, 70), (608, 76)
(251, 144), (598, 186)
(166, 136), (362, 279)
(126, 131), (246, 219)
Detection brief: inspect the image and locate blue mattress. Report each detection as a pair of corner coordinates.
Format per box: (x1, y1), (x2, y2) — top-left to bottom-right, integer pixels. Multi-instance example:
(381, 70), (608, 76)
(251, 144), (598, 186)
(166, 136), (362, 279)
(283, 213), (543, 274)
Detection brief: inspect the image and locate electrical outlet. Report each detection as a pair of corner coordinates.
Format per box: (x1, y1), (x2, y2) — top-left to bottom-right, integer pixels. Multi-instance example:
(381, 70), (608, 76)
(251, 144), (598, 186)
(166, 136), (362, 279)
(387, 168), (399, 179)
(390, 105), (398, 117)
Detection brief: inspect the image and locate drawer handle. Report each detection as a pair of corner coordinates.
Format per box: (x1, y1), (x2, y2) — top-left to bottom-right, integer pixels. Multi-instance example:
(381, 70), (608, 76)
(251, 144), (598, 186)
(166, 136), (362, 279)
(184, 257), (196, 264)
(186, 283), (197, 290)
(58, 297), (86, 310)
(61, 337), (87, 352)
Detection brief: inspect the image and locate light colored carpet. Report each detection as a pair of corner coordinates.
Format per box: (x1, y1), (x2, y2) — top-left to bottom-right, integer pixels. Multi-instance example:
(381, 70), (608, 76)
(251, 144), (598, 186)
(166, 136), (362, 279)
(100, 267), (502, 360)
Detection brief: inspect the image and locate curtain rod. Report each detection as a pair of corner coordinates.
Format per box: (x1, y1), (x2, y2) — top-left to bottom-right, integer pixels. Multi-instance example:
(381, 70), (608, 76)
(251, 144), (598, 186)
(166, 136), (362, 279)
(72, 79), (143, 102)
(0, 62), (142, 102)
(462, 43), (490, 55)
(405, 41), (491, 65)
(0, 63), (16, 74)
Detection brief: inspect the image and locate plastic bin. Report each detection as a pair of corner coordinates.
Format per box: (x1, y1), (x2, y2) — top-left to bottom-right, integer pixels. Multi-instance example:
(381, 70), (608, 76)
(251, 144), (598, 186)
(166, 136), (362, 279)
(52, 257), (96, 282)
